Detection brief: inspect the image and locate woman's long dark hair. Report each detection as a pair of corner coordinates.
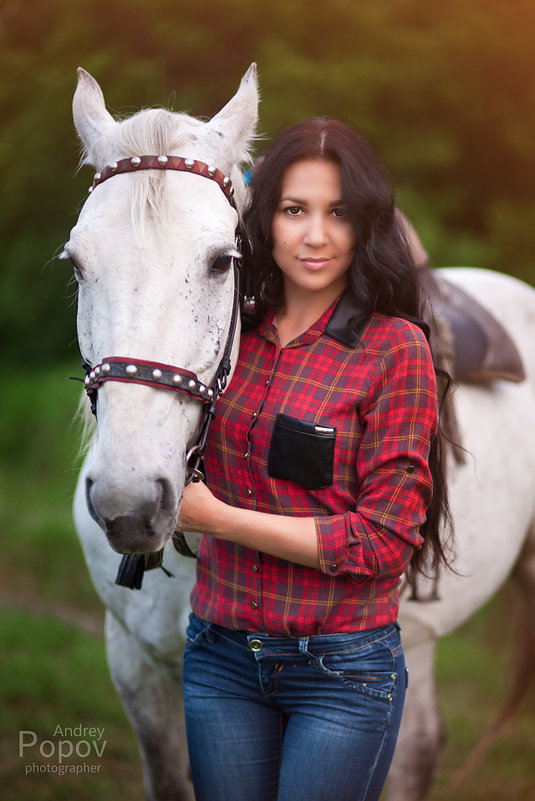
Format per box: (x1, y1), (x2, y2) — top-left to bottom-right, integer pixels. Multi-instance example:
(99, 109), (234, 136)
(241, 117), (453, 585)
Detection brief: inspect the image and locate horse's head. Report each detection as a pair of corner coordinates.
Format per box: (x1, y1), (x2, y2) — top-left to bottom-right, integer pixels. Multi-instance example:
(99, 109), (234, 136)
(65, 66), (258, 556)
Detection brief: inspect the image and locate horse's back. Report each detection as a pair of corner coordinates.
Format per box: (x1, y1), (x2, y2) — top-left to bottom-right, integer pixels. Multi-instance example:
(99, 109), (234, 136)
(400, 267), (535, 643)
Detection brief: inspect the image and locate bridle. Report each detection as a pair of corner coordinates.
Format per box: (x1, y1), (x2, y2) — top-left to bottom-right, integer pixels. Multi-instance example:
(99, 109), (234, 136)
(79, 154), (241, 589)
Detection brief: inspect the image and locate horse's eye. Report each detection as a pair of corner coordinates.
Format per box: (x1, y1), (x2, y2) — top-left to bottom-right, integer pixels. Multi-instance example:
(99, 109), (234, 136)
(211, 255), (233, 272)
(69, 257), (84, 281)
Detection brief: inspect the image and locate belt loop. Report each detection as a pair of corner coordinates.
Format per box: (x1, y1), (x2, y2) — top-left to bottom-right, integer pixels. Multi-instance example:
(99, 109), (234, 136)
(298, 636), (309, 654)
(202, 620), (215, 643)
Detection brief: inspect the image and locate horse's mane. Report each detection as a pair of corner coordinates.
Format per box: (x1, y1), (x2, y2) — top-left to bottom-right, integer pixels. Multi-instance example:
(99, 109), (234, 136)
(81, 108), (249, 237)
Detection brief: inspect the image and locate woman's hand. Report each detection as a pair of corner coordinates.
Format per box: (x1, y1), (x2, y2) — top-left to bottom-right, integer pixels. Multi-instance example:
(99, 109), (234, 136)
(177, 480), (226, 535)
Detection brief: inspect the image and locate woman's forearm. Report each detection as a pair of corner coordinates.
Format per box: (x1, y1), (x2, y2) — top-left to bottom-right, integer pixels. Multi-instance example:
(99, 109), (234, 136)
(178, 482), (320, 569)
(213, 503), (320, 568)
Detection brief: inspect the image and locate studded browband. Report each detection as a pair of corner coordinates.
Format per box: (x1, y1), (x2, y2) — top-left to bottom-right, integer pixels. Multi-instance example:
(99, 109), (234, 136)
(89, 154), (235, 206)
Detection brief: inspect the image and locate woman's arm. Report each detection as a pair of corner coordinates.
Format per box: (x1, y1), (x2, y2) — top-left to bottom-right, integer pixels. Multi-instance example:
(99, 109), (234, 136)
(177, 480), (320, 569)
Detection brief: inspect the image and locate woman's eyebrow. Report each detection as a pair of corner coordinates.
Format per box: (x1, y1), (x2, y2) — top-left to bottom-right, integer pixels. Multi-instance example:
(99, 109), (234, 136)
(279, 196), (344, 206)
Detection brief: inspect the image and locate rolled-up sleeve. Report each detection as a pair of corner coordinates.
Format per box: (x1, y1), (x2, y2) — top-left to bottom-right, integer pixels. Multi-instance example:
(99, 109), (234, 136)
(316, 326), (437, 578)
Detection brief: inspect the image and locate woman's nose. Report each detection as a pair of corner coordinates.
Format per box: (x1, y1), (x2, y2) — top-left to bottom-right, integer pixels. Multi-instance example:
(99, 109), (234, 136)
(303, 215), (328, 247)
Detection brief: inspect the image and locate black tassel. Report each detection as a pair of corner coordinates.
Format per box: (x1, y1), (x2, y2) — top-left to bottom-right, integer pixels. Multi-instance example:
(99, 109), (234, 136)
(115, 554), (146, 589)
(115, 549), (166, 590)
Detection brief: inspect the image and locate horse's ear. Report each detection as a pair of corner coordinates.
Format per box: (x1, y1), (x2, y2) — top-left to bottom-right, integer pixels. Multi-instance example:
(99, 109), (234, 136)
(73, 68), (117, 168)
(204, 63), (259, 169)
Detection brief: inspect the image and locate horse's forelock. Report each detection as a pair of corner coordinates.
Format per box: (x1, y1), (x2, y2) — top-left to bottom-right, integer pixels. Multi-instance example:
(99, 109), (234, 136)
(103, 109), (205, 237)
(115, 109), (204, 159)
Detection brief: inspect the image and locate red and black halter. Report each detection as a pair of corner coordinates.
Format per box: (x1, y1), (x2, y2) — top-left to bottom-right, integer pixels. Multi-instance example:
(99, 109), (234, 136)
(80, 154), (241, 588)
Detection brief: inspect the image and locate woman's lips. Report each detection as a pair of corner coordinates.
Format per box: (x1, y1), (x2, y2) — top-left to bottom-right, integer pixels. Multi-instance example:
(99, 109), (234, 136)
(299, 257), (332, 270)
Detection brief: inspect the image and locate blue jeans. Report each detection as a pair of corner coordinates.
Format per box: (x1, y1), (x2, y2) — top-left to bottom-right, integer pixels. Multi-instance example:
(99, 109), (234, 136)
(182, 613), (407, 801)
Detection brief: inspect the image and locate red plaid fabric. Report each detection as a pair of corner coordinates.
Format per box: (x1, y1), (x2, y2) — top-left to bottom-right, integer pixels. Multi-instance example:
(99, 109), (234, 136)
(190, 297), (437, 635)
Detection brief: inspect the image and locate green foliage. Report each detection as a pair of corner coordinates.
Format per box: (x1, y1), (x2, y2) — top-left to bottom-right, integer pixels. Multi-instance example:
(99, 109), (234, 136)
(1, 0), (534, 363)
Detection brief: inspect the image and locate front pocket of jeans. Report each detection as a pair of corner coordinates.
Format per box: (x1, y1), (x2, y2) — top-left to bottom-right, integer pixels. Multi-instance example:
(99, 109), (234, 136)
(314, 646), (397, 701)
(267, 413), (336, 490)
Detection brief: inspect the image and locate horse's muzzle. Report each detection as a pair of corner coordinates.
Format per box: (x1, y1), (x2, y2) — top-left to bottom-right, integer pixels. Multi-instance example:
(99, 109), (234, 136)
(85, 476), (175, 553)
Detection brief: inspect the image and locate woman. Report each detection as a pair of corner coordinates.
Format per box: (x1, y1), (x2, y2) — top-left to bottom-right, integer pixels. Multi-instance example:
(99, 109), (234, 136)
(177, 118), (450, 801)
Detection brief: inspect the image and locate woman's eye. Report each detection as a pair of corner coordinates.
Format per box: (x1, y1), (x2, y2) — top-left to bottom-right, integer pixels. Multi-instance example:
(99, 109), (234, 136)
(332, 208), (346, 219)
(283, 206), (302, 216)
(211, 254), (234, 271)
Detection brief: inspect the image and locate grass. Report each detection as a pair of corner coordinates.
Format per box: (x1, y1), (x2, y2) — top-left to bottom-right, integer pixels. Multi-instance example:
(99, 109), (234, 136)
(0, 361), (98, 609)
(433, 592), (535, 800)
(1, 361), (534, 800)
(1, 362), (144, 799)
(0, 609), (144, 801)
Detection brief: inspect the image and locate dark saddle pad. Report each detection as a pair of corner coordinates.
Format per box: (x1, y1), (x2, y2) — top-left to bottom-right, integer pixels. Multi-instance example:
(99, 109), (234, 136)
(421, 268), (525, 384)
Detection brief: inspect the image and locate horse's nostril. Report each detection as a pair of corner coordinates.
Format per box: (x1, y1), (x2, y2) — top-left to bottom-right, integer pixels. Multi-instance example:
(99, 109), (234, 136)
(85, 476), (100, 526)
(158, 477), (177, 516)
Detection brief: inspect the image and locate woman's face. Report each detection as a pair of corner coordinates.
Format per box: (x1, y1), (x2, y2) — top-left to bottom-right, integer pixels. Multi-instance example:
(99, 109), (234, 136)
(271, 158), (357, 306)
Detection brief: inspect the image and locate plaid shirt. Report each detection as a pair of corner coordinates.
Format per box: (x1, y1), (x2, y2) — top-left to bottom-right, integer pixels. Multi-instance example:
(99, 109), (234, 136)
(191, 294), (437, 636)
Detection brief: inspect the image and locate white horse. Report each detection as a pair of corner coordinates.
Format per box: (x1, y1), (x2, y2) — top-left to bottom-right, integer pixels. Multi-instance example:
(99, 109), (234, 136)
(67, 64), (258, 801)
(66, 68), (535, 801)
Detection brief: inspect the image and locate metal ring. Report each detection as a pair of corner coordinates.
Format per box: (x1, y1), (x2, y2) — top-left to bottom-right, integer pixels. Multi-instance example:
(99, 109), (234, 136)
(186, 467), (205, 484)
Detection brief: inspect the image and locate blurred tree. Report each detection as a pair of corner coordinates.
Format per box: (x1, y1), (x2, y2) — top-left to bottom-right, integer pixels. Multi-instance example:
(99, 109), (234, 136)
(0, 0), (533, 363)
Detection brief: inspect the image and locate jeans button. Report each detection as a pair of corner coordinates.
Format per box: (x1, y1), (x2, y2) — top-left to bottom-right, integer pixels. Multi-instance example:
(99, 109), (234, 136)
(249, 638), (263, 652)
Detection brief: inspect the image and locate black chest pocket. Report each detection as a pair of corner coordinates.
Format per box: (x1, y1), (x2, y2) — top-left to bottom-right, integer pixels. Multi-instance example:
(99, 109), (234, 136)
(267, 413), (336, 490)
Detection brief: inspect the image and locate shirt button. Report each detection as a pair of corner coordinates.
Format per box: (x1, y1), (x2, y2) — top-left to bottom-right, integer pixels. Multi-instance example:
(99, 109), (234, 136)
(244, 451), (249, 459)
(252, 412), (258, 419)
(264, 379), (270, 386)
(251, 600), (259, 610)
(329, 564), (338, 574)
(406, 464), (415, 473)
(252, 564), (259, 573)
(246, 488), (252, 497)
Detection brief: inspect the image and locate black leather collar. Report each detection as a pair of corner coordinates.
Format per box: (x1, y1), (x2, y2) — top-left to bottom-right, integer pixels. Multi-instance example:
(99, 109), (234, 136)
(324, 290), (370, 348)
